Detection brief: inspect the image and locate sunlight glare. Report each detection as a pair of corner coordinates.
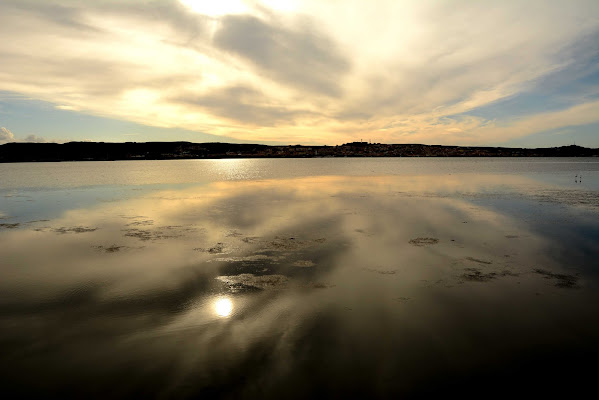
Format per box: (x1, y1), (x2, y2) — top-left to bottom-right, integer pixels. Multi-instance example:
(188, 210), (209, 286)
(214, 297), (233, 317)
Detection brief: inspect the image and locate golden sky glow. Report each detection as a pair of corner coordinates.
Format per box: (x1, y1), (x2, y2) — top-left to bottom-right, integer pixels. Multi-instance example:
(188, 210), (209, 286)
(1, 0), (598, 145)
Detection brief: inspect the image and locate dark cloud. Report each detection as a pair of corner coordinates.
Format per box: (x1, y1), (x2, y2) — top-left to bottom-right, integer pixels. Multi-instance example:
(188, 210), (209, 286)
(97, 0), (212, 46)
(0, 0), (101, 34)
(0, 0), (211, 51)
(177, 85), (316, 126)
(214, 15), (350, 97)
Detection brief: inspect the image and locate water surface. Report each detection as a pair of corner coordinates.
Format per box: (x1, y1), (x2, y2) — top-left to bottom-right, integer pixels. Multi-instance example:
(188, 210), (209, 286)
(1, 158), (598, 398)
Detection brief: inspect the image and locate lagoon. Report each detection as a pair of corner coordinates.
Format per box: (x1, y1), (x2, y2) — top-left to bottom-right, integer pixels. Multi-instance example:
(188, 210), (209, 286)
(1, 158), (598, 398)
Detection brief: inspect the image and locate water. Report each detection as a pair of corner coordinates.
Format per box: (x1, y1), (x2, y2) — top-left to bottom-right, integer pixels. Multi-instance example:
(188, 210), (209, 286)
(1, 158), (598, 398)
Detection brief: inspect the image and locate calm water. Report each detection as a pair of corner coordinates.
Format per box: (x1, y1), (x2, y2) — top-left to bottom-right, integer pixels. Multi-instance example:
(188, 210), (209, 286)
(1, 158), (598, 398)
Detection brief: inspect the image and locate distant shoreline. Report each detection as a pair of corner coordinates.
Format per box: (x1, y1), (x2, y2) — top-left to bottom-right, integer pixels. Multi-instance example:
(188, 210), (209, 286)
(1, 141), (597, 162)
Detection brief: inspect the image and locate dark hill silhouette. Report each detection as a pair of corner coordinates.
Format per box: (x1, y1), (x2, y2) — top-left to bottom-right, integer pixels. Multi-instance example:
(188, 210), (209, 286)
(0, 141), (597, 162)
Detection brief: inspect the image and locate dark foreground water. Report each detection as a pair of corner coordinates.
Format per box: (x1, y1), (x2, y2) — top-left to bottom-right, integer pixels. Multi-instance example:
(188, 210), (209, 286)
(1, 158), (598, 398)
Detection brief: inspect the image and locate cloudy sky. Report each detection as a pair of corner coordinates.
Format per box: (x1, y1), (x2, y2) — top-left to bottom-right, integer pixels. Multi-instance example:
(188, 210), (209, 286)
(1, 0), (598, 146)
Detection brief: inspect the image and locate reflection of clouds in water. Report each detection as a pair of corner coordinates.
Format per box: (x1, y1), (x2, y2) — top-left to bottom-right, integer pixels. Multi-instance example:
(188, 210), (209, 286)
(0, 175), (597, 397)
(0, 175), (582, 315)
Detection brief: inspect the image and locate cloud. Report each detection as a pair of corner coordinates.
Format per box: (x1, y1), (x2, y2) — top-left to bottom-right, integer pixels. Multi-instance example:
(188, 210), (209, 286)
(175, 85), (317, 126)
(483, 99), (599, 144)
(0, 0), (598, 144)
(214, 15), (350, 97)
(55, 105), (79, 111)
(1, 127), (16, 143)
(0, 127), (49, 144)
(23, 134), (47, 143)
(357, 99), (599, 146)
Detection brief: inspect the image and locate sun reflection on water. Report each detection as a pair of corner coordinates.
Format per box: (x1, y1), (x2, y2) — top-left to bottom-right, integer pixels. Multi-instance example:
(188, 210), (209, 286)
(214, 297), (233, 318)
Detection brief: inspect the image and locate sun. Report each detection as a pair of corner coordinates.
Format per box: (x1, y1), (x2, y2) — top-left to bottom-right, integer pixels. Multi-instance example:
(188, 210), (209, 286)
(214, 297), (233, 317)
(178, 0), (251, 17)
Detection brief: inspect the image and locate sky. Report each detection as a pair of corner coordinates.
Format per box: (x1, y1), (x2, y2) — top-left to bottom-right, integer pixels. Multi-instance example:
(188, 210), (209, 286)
(1, 0), (598, 147)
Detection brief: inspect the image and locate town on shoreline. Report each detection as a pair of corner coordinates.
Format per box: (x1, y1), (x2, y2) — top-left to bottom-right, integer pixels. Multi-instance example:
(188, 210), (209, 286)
(1, 141), (597, 162)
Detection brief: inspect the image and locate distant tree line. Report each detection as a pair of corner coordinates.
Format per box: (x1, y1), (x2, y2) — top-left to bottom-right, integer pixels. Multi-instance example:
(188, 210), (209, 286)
(0, 141), (597, 162)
